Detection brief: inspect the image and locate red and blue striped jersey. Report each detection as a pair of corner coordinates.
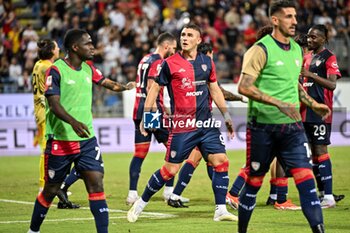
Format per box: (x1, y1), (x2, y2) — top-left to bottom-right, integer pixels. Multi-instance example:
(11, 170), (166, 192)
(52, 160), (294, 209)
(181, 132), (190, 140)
(133, 53), (164, 120)
(156, 52), (216, 133)
(301, 49), (341, 123)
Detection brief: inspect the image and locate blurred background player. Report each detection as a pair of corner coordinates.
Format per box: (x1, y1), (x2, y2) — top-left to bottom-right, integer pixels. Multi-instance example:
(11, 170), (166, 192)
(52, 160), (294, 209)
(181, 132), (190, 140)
(27, 29), (135, 233)
(168, 42), (246, 207)
(127, 32), (180, 205)
(301, 24), (343, 208)
(32, 38), (79, 209)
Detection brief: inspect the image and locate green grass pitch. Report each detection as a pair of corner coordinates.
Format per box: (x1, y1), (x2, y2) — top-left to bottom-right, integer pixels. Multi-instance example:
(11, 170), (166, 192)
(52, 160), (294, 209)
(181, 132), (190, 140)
(0, 147), (349, 233)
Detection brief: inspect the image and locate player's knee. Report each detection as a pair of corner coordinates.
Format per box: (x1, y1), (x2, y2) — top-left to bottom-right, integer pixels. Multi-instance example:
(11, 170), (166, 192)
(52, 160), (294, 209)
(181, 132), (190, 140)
(134, 143), (150, 159)
(160, 165), (176, 181)
(290, 168), (314, 185)
(208, 153), (228, 167)
(213, 160), (229, 172)
(246, 175), (264, 188)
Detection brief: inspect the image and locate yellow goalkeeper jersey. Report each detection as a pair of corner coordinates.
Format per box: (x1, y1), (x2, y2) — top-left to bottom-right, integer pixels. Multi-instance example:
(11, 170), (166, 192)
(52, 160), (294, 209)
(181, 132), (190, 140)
(32, 59), (52, 124)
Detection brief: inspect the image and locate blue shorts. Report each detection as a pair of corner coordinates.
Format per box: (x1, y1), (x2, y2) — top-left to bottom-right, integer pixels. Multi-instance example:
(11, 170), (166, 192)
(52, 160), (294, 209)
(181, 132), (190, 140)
(165, 127), (226, 163)
(303, 122), (331, 145)
(246, 121), (312, 176)
(44, 137), (104, 183)
(134, 119), (169, 144)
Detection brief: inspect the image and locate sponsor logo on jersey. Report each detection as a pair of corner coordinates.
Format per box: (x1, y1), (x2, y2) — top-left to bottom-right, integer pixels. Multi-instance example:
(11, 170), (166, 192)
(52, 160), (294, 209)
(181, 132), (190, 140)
(181, 77), (192, 89)
(136, 93), (147, 98)
(192, 80), (207, 86)
(276, 60), (284, 66)
(186, 91), (203, 96)
(67, 79), (76, 85)
(303, 82), (314, 87)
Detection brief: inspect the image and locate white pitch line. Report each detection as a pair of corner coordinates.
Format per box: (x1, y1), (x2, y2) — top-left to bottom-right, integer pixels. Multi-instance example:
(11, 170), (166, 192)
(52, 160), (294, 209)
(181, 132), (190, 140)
(0, 198), (177, 224)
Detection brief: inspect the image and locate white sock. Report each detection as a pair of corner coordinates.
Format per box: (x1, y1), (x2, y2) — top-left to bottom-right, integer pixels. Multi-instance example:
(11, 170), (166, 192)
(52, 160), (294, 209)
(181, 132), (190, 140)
(170, 193), (181, 200)
(270, 194), (277, 200)
(215, 204), (227, 213)
(128, 190), (138, 197)
(324, 194), (334, 201)
(139, 198), (148, 208)
(163, 186), (174, 194)
(28, 229), (40, 233)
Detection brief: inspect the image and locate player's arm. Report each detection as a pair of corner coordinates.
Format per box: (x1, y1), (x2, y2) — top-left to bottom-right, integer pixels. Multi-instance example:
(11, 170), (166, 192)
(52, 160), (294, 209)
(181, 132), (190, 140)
(220, 86), (246, 102)
(238, 45), (300, 121)
(89, 62), (135, 91)
(300, 68), (337, 90)
(208, 60), (234, 139)
(298, 83), (331, 120)
(45, 67), (90, 138)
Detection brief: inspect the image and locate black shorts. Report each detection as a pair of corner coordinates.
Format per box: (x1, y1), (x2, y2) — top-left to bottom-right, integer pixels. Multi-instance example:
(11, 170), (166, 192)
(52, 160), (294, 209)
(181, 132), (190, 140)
(303, 122), (331, 145)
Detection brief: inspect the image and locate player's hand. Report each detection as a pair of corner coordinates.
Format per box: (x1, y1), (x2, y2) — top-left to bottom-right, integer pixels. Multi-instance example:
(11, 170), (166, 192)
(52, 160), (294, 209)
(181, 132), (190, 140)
(300, 67), (313, 78)
(139, 119), (148, 136)
(312, 103), (331, 120)
(71, 120), (90, 138)
(277, 102), (301, 121)
(225, 119), (235, 140)
(126, 81), (136, 90)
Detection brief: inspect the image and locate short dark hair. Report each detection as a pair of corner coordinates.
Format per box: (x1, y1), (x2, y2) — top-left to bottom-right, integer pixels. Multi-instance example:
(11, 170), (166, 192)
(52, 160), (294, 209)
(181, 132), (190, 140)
(269, 0), (296, 17)
(310, 24), (328, 43)
(197, 42), (212, 55)
(37, 39), (56, 60)
(64, 29), (88, 52)
(182, 23), (202, 36)
(156, 32), (176, 46)
(294, 33), (308, 48)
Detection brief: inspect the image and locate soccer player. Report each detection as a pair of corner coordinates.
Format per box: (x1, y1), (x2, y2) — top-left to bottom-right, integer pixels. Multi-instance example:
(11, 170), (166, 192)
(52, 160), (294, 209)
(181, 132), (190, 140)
(237, 1), (330, 232)
(27, 29), (135, 233)
(127, 24), (237, 222)
(168, 42), (246, 207)
(127, 32), (180, 205)
(32, 39), (79, 209)
(301, 24), (342, 208)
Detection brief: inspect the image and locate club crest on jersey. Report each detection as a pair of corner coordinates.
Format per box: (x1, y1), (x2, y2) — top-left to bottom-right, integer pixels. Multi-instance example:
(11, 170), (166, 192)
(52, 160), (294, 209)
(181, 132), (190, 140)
(201, 64), (207, 71)
(48, 170), (55, 179)
(251, 161), (260, 171)
(295, 59), (300, 67)
(46, 75), (52, 87)
(170, 150), (177, 158)
(86, 77), (91, 83)
(315, 60), (321, 67)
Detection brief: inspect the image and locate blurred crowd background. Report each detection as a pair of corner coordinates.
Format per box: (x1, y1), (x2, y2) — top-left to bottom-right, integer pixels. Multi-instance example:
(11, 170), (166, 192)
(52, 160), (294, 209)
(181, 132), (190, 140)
(1, 0), (350, 117)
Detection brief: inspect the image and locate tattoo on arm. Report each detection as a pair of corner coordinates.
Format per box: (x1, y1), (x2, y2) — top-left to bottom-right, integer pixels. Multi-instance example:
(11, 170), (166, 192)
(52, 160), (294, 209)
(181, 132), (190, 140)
(103, 79), (126, 92)
(298, 83), (314, 107)
(240, 75), (276, 105)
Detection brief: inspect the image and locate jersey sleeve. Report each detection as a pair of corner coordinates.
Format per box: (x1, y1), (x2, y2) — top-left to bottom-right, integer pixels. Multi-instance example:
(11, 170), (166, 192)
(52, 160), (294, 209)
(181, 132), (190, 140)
(209, 59), (217, 83)
(241, 45), (266, 78)
(88, 62), (106, 84)
(155, 61), (171, 86)
(148, 59), (162, 80)
(325, 55), (341, 79)
(45, 66), (61, 96)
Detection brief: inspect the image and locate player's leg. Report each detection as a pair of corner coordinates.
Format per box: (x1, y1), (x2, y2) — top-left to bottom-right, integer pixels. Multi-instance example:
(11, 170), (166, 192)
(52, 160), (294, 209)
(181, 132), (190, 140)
(35, 121), (46, 192)
(201, 128), (237, 221)
(273, 161), (300, 210)
(279, 124), (324, 232)
(127, 120), (152, 205)
(227, 164), (247, 209)
(238, 126), (272, 233)
(28, 139), (72, 232)
(57, 166), (81, 209)
(77, 138), (108, 233)
(169, 148), (202, 204)
(127, 131), (198, 222)
(313, 144), (336, 208)
(266, 158), (277, 205)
